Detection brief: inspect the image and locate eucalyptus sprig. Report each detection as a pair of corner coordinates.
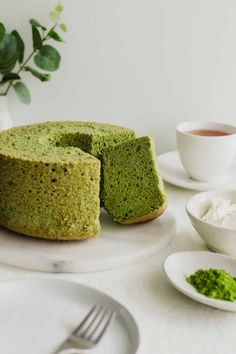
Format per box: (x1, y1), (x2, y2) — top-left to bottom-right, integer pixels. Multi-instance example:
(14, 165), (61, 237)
(0, 3), (67, 104)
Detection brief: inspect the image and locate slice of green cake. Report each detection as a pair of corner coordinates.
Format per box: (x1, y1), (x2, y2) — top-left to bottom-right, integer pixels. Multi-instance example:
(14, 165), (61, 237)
(103, 136), (167, 224)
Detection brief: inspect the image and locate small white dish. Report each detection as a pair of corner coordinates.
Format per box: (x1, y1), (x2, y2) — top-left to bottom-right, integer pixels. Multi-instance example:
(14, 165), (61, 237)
(158, 151), (236, 191)
(0, 278), (140, 354)
(163, 251), (236, 311)
(186, 190), (236, 256)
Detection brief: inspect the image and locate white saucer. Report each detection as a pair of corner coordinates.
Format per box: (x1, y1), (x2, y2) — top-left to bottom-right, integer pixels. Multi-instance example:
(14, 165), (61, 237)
(0, 278), (139, 354)
(158, 150), (236, 191)
(0, 209), (176, 273)
(163, 251), (236, 312)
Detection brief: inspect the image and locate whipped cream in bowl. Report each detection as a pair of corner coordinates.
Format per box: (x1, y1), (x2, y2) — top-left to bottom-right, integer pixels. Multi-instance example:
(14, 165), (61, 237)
(186, 191), (236, 256)
(202, 197), (236, 229)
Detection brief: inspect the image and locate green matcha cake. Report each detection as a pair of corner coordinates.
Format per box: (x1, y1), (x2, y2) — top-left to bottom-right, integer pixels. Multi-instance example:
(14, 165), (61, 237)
(0, 121), (135, 240)
(102, 136), (167, 224)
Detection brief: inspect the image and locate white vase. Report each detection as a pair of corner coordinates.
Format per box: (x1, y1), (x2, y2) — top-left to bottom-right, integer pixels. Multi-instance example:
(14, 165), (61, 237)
(0, 96), (13, 130)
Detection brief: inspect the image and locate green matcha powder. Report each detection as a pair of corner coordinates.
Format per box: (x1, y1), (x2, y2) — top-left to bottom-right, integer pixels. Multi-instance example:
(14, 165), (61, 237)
(187, 268), (236, 302)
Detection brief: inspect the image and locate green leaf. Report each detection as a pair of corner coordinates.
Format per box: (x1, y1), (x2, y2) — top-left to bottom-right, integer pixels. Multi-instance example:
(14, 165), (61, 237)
(13, 81), (31, 104)
(48, 30), (64, 42)
(59, 23), (67, 33)
(0, 23), (6, 42)
(34, 45), (61, 72)
(11, 30), (25, 63)
(24, 66), (51, 82)
(1, 73), (21, 83)
(32, 27), (42, 50)
(29, 19), (46, 31)
(0, 34), (17, 63)
(49, 11), (59, 23)
(55, 3), (63, 13)
(0, 34), (18, 74)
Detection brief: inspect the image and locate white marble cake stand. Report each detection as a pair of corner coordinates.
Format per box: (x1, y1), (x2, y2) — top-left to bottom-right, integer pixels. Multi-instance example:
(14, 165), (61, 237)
(0, 209), (176, 273)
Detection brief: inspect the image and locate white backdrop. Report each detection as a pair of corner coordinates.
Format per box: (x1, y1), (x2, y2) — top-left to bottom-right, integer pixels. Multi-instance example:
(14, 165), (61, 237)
(2, 0), (236, 153)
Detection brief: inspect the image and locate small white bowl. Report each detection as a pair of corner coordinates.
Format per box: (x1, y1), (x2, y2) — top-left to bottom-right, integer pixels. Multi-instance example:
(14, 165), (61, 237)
(186, 190), (236, 256)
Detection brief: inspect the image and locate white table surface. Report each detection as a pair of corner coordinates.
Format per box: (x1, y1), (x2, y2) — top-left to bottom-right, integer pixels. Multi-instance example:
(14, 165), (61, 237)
(1, 183), (236, 354)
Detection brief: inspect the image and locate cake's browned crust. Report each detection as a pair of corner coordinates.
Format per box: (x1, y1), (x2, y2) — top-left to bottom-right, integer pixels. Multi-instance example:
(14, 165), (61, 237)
(119, 198), (168, 225)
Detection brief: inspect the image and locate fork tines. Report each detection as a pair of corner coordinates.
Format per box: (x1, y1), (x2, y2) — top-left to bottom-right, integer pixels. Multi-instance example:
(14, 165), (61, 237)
(73, 305), (116, 344)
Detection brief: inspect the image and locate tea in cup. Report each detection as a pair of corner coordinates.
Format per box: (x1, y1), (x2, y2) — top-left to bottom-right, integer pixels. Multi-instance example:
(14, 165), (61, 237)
(176, 121), (236, 182)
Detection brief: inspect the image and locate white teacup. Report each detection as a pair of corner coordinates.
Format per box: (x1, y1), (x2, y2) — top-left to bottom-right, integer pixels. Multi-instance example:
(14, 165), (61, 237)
(176, 121), (236, 182)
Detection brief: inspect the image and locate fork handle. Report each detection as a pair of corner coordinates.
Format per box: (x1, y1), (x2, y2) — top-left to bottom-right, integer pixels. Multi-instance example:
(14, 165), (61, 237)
(55, 334), (92, 354)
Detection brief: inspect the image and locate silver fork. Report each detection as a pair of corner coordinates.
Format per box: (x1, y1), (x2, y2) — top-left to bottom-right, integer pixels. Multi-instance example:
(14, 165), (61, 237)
(56, 305), (117, 354)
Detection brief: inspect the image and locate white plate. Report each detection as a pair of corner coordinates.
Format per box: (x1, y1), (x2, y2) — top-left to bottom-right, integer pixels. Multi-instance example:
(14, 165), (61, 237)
(0, 209), (176, 273)
(158, 151), (236, 191)
(0, 278), (139, 354)
(163, 251), (236, 311)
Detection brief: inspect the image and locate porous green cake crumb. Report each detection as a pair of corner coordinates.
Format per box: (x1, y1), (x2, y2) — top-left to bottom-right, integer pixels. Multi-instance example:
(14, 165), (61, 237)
(103, 136), (167, 223)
